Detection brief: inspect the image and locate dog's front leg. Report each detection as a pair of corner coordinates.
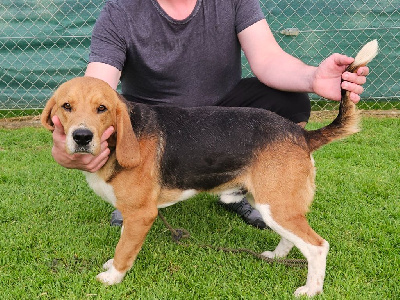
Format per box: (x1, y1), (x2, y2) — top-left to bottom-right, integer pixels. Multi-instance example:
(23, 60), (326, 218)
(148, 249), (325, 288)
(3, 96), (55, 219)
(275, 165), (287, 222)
(96, 205), (158, 285)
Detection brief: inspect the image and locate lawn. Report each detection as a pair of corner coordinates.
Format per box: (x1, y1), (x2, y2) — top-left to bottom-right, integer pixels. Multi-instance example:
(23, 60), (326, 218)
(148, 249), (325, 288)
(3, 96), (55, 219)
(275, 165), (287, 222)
(0, 117), (399, 299)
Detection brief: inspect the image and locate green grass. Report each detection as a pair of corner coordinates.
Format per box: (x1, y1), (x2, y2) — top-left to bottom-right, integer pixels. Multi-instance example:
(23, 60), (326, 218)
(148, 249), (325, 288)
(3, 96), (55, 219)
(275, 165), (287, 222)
(0, 109), (42, 119)
(0, 118), (399, 299)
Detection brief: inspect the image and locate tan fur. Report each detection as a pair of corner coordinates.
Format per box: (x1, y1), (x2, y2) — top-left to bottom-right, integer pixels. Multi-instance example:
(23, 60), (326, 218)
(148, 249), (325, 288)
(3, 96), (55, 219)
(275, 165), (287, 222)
(158, 189), (187, 205)
(41, 78), (325, 287)
(41, 41), (378, 296)
(247, 143), (321, 245)
(115, 99), (141, 168)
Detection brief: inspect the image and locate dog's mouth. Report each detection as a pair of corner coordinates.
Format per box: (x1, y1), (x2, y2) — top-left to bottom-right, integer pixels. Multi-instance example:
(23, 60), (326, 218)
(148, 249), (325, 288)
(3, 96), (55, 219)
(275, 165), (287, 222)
(71, 146), (94, 155)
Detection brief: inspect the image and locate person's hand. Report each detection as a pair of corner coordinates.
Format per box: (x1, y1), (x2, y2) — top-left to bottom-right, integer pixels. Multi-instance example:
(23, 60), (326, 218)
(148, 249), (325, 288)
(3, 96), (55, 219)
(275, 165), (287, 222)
(312, 53), (370, 103)
(51, 115), (114, 172)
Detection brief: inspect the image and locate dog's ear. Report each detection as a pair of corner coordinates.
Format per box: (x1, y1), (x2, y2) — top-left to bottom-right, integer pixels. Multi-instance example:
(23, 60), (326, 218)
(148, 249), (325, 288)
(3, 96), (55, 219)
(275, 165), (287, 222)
(115, 100), (141, 168)
(41, 96), (57, 131)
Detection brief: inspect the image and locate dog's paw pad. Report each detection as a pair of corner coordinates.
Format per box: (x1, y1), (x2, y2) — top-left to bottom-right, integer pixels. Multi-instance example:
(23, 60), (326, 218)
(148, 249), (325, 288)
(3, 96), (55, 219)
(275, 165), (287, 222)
(96, 266), (125, 285)
(103, 258), (114, 270)
(294, 285), (321, 297)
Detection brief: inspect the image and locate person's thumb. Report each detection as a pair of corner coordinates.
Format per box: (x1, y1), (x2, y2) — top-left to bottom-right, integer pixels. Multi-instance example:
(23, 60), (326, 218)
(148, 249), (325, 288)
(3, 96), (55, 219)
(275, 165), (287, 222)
(52, 115), (65, 134)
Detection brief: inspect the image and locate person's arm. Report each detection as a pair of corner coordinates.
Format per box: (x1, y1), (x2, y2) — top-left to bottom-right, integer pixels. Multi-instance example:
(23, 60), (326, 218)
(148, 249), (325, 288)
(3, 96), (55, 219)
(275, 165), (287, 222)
(238, 19), (369, 103)
(51, 63), (120, 172)
(85, 62), (122, 90)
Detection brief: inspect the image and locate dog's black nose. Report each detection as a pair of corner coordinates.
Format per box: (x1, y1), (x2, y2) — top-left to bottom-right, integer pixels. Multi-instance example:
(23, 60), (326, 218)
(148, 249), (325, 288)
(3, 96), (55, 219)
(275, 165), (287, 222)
(73, 128), (93, 146)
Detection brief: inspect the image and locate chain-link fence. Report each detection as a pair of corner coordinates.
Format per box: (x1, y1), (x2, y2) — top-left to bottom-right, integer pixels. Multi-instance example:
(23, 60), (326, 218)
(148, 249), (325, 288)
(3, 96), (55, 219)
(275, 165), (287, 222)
(1, 0), (399, 118)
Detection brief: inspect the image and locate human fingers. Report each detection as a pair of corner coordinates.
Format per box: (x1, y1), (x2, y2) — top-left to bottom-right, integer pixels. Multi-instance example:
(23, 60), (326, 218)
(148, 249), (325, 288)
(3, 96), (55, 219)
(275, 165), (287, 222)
(101, 126), (114, 142)
(342, 71), (367, 86)
(349, 92), (361, 104)
(81, 129), (113, 172)
(83, 147), (111, 172)
(51, 115), (67, 149)
(50, 119), (95, 170)
(341, 81), (364, 94)
(341, 81), (363, 104)
(52, 115), (65, 134)
(332, 53), (354, 68)
(52, 150), (107, 172)
(357, 66), (370, 76)
(72, 139), (111, 172)
(51, 130), (111, 172)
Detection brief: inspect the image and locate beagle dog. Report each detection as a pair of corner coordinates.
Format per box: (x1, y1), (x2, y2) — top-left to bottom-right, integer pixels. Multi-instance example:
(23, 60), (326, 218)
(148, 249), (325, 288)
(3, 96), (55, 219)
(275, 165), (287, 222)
(41, 40), (377, 296)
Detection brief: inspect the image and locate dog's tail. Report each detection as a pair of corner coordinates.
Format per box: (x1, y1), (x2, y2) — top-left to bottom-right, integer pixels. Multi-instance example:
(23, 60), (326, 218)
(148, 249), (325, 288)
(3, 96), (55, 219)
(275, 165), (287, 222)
(305, 40), (378, 152)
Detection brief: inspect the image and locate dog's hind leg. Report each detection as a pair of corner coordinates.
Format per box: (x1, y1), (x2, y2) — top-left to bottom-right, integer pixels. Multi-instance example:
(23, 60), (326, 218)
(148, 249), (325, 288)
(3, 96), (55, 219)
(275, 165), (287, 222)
(250, 146), (329, 296)
(261, 237), (294, 258)
(256, 204), (329, 297)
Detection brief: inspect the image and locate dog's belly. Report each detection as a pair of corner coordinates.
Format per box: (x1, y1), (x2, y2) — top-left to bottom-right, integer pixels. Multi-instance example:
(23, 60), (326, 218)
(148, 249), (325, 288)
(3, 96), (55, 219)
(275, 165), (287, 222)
(84, 172), (117, 206)
(157, 189), (198, 208)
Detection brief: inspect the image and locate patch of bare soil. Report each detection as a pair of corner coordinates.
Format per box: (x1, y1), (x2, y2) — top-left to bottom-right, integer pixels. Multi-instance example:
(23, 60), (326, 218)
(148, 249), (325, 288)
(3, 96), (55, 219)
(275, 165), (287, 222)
(0, 115), (42, 129)
(310, 110), (399, 122)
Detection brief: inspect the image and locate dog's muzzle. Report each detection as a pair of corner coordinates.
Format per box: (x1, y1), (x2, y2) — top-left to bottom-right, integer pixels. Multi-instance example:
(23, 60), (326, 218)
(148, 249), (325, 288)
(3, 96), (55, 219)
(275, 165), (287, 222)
(73, 128), (93, 146)
(71, 128), (94, 153)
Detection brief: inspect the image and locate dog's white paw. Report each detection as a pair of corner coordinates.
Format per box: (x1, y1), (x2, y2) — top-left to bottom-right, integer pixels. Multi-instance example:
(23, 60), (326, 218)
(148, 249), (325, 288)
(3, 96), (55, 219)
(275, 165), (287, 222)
(96, 261), (125, 285)
(261, 251), (275, 258)
(102, 258), (114, 270)
(294, 285), (322, 297)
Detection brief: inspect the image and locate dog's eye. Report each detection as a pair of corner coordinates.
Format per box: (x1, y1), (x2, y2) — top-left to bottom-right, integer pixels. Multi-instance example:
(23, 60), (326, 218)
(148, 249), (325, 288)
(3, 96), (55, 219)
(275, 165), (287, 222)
(62, 103), (72, 112)
(97, 105), (107, 113)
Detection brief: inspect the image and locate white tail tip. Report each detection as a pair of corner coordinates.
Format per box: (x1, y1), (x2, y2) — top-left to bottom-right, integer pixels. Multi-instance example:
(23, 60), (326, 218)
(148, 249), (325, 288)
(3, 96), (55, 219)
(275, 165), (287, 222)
(354, 39), (379, 66)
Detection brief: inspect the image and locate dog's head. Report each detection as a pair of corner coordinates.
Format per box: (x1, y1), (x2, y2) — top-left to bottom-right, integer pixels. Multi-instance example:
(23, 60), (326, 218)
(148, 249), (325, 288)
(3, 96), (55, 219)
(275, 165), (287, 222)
(41, 77), (140, 168)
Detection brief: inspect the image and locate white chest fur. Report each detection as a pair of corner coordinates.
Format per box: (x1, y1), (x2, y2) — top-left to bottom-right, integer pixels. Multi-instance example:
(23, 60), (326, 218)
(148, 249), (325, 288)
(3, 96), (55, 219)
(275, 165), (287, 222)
(83, 172), (117, 207)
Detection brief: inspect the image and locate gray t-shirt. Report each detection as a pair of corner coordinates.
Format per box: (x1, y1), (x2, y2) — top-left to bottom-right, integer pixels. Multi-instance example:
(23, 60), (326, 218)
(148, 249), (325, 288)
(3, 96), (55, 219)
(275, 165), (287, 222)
(89, 0), (264, 106)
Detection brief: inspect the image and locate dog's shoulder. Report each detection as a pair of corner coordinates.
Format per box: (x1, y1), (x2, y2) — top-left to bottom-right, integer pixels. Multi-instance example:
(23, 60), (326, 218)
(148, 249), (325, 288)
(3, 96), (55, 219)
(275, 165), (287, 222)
(125, 101), (161, 138)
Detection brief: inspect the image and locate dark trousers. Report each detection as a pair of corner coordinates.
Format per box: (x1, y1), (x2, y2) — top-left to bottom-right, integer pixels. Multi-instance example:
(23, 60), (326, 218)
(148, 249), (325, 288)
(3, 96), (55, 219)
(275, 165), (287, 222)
(216, 77), (311, 124)
(123, 77), (311, 124)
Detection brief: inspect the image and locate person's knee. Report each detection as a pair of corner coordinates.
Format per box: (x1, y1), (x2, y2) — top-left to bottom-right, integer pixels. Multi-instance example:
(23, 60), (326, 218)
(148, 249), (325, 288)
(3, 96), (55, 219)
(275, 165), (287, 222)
(285, 92), (311, 124)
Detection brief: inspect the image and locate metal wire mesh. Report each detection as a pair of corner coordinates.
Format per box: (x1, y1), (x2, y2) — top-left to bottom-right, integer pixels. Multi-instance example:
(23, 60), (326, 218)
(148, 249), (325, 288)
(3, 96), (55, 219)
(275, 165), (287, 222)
(0, 0), (399, 118)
